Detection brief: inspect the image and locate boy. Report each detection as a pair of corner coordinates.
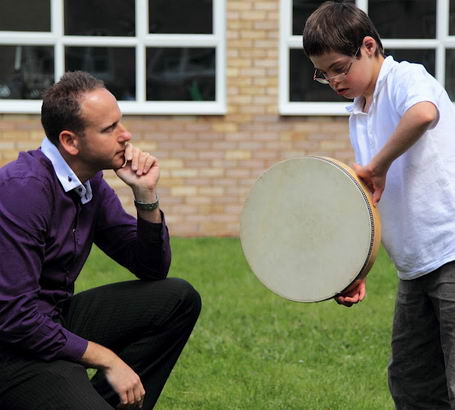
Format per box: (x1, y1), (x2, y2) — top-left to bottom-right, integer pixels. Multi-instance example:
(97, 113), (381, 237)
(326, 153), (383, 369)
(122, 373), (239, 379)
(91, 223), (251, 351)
(303, 1), (455, 409)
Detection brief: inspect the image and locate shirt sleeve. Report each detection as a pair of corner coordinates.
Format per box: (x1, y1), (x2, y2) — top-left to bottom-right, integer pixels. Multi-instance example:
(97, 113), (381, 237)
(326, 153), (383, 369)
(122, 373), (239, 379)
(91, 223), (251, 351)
(93, 176), (171, 279)
(0, 176), (88, 361)
(391, 62), (442, 128)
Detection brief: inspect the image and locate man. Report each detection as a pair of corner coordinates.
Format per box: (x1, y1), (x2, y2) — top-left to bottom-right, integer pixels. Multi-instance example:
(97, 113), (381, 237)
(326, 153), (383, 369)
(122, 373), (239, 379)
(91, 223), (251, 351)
(0, 71), (201, 409)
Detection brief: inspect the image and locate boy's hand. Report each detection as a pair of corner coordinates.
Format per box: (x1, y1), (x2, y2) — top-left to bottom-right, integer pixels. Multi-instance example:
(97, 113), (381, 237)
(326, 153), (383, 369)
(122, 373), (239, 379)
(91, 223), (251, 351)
(353, 162), (386, 205)
(334, 278), (366, 307)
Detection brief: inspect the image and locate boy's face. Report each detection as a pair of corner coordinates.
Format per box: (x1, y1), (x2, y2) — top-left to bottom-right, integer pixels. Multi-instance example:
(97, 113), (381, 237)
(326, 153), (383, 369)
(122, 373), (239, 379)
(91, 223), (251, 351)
(309, 48), (375, 100)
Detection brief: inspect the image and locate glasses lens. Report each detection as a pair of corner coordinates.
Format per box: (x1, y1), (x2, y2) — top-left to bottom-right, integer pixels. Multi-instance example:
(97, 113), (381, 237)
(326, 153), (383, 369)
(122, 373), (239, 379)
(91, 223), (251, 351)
(314, 70), (329, 84)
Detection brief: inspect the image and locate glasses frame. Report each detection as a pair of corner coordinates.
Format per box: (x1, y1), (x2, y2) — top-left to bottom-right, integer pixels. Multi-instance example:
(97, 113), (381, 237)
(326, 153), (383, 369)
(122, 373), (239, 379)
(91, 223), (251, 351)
(313, 47), (361, 85)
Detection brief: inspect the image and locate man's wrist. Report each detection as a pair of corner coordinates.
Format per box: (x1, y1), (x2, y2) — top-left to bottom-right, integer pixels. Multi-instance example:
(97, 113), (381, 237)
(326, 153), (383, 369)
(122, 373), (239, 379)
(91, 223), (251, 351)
(134, 194), (160, 211)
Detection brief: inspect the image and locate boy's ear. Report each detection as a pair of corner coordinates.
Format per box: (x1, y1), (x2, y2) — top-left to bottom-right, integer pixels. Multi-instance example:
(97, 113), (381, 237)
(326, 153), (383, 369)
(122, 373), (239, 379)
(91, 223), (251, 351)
(362, 36), (377, 56)
(58, 130), (80, 156)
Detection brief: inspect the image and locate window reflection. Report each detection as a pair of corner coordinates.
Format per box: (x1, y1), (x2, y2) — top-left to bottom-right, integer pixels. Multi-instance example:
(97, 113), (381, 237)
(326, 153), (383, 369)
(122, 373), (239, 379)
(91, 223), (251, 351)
(64, 0), (135, 36)
(450, 0), (455, 36)
(369, 0), (436, 39)
(385, 49), (435, 77)
(289, 49), (345, 103)
(149, 0), (213, 34)
(0, 0), (50, 32)
(0, 46), (54, 99)
(292, 0), (325, 36)
(146, 48), (215, 101)
(65, 47), (136, 100)
(445, 50), (455, 101)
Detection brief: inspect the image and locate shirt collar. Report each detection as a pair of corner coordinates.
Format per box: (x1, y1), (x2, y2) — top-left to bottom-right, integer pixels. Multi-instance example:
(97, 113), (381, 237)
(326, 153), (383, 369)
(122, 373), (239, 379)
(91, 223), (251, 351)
(40, 137), (93, 204)
(346, 55), (396, 114)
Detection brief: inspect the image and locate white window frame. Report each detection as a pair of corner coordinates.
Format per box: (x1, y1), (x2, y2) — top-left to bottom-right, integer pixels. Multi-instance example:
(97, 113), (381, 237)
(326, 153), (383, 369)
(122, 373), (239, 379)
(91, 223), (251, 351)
(0, 0), (226, 115)
(279, 0), (455, 115)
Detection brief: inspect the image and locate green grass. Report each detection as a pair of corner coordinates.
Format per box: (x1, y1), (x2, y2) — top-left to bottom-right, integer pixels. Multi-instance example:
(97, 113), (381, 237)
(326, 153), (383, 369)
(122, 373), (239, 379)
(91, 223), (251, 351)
(76, 238), (398, 410)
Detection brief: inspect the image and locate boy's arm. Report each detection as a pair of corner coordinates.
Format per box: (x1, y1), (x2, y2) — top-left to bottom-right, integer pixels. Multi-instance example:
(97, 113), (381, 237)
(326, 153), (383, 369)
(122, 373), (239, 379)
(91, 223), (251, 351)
(354, 101), (438, 204)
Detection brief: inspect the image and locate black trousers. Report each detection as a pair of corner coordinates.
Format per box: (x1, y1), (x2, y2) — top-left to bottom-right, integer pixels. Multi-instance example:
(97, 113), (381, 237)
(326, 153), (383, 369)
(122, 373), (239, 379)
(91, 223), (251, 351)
(0, 278), (201, 410)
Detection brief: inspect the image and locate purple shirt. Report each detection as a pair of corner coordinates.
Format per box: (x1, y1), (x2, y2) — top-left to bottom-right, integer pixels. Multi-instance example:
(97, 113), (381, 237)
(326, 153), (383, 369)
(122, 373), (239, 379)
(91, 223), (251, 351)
(0, 149), (171, 361)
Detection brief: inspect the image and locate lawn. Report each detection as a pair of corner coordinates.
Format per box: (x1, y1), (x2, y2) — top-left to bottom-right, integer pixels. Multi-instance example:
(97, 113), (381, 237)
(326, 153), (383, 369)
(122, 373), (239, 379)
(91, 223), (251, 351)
(76, 238), (398, 410)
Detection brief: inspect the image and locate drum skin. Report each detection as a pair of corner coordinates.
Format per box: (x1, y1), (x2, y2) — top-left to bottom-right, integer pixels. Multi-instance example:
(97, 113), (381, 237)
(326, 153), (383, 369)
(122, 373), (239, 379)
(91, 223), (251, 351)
(240, 157), (381, 303)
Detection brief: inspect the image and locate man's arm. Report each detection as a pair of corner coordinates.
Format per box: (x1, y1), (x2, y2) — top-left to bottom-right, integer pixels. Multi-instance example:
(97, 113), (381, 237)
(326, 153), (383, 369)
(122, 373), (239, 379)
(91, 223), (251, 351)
(93, 144), (171, 279)
(0, 176), (89, 360)
(116, 142), (161, 223)
(81, 341), (145, 408)
(354, 101), (438, 204)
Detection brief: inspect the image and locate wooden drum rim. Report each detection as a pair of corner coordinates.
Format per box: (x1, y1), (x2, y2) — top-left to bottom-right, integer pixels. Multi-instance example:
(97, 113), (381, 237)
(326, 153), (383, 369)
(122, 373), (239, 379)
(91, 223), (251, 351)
(240, 156), (382, 302)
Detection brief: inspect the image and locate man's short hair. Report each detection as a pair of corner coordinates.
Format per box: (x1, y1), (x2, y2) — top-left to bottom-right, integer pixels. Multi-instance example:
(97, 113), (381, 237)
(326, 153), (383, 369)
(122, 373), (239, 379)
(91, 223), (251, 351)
(302, 1), (384, 58)
(41, 71), (105, 145)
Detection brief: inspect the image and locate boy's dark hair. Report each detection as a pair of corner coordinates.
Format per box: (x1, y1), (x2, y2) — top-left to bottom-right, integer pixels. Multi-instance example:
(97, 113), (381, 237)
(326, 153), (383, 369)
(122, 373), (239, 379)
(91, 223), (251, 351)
(41, 71), (105, 145)
(302, 1), (384, 58)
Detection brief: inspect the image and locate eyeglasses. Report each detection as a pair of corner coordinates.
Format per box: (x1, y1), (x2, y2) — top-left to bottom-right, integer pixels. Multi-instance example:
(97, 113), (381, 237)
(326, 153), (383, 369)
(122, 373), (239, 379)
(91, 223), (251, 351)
(313, 47), (361, 85)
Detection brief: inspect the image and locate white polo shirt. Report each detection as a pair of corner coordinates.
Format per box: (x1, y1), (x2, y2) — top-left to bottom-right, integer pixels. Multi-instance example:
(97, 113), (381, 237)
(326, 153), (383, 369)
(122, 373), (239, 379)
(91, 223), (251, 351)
(347, 56), (455, 280)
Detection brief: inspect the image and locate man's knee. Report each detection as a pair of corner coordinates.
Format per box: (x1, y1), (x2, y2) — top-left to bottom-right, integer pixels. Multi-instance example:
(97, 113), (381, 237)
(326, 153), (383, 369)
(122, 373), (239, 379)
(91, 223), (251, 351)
(166, 277), (202, 321)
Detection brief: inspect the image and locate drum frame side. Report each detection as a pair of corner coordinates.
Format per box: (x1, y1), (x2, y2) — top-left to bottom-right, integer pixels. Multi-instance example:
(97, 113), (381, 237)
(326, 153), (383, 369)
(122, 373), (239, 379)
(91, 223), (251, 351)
(317, 157), (382, 294)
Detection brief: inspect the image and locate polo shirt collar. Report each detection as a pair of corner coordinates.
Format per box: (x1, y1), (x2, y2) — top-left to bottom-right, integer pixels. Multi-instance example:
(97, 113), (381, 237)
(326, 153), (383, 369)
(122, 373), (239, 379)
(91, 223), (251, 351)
(346, 55), (396, 114)
(40, 137), (93, 204)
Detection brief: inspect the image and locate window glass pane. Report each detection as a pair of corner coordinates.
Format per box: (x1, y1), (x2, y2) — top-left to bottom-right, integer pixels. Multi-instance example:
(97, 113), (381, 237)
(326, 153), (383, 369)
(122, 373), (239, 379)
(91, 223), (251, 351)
(64, 0), (135, 36)
(385, 49), (435, 77)
(0, 0), (50, 32)
(369, 0), (436, 39)
(293, 0), (326, 36)
(450, 0), (455, 36)
(289, 49), (345, 102)
(146, 48), (216, 101)
(149, 0), (212, 34)
(445, 49), (455, 101)
(65, 47), (135, 101)
(0, 45), (54, 99)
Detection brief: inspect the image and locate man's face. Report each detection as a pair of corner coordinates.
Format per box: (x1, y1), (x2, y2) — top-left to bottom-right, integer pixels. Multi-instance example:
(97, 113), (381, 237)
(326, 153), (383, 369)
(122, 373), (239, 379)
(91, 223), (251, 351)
(77, 88), (131, 171)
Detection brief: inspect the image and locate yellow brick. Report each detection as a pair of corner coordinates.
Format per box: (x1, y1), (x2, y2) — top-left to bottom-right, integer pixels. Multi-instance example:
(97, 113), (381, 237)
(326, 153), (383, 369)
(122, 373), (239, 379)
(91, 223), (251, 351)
(171, 169), (198, 178)
(226, 150), (251, 160)
(200, 168), (224, 177)
(212, 123), (238, 133)
(199, 187), (224, 196)
(160, 159), (184, 168)
(171, 186), (198, 196)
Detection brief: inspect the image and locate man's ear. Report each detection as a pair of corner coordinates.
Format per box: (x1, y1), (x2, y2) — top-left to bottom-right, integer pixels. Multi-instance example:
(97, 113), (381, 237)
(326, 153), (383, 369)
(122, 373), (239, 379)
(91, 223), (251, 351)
(58, 130), (80, 156)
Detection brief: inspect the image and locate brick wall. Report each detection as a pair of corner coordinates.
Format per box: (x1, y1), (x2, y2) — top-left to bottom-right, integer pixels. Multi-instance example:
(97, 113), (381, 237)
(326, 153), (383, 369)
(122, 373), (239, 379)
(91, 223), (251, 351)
(0, 0), (354, 237)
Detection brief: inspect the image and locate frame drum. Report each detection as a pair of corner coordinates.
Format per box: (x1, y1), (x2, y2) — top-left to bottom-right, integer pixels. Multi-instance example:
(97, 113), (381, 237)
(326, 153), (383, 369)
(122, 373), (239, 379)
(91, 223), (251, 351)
(240, 157), (381, 302)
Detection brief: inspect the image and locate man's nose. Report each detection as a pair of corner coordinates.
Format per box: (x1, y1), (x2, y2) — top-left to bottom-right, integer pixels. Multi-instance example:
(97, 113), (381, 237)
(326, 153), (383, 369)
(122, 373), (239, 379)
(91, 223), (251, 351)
(118, 123), (132, 142)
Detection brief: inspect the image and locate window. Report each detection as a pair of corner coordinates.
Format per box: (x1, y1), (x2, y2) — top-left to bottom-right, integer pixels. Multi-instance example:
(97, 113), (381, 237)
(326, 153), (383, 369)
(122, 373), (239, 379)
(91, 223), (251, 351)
(280, 0), (455, 115)
(0, 0), (225, 114)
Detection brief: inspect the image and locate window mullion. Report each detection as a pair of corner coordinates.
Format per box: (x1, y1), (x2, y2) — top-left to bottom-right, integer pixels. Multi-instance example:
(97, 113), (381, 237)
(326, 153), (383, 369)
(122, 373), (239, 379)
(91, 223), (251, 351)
(52, 0), (64, 81)
(136, 0), (147, 103)
(436, 0), (448, 84)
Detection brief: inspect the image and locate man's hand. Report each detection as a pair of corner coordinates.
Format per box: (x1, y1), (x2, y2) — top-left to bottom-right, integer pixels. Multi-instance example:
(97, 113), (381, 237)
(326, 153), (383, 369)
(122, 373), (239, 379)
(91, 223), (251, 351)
(352, 162), (386, 205)
(81, 341), (145, 408)
(334, 278), (366, 307)
(104, 356), (145, 409)
(115, 142), (160, 193)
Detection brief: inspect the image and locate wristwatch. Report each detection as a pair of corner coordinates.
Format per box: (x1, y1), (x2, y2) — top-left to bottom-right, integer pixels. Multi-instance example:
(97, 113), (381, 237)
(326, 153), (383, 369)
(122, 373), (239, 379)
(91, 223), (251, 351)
(134, 193), (159, 211)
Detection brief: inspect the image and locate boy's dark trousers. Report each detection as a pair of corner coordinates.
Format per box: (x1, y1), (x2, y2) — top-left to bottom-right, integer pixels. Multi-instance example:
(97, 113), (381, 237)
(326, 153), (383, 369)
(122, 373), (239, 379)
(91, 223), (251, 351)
(388, 260), (455, 409)
(0, 277), (201, 409)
